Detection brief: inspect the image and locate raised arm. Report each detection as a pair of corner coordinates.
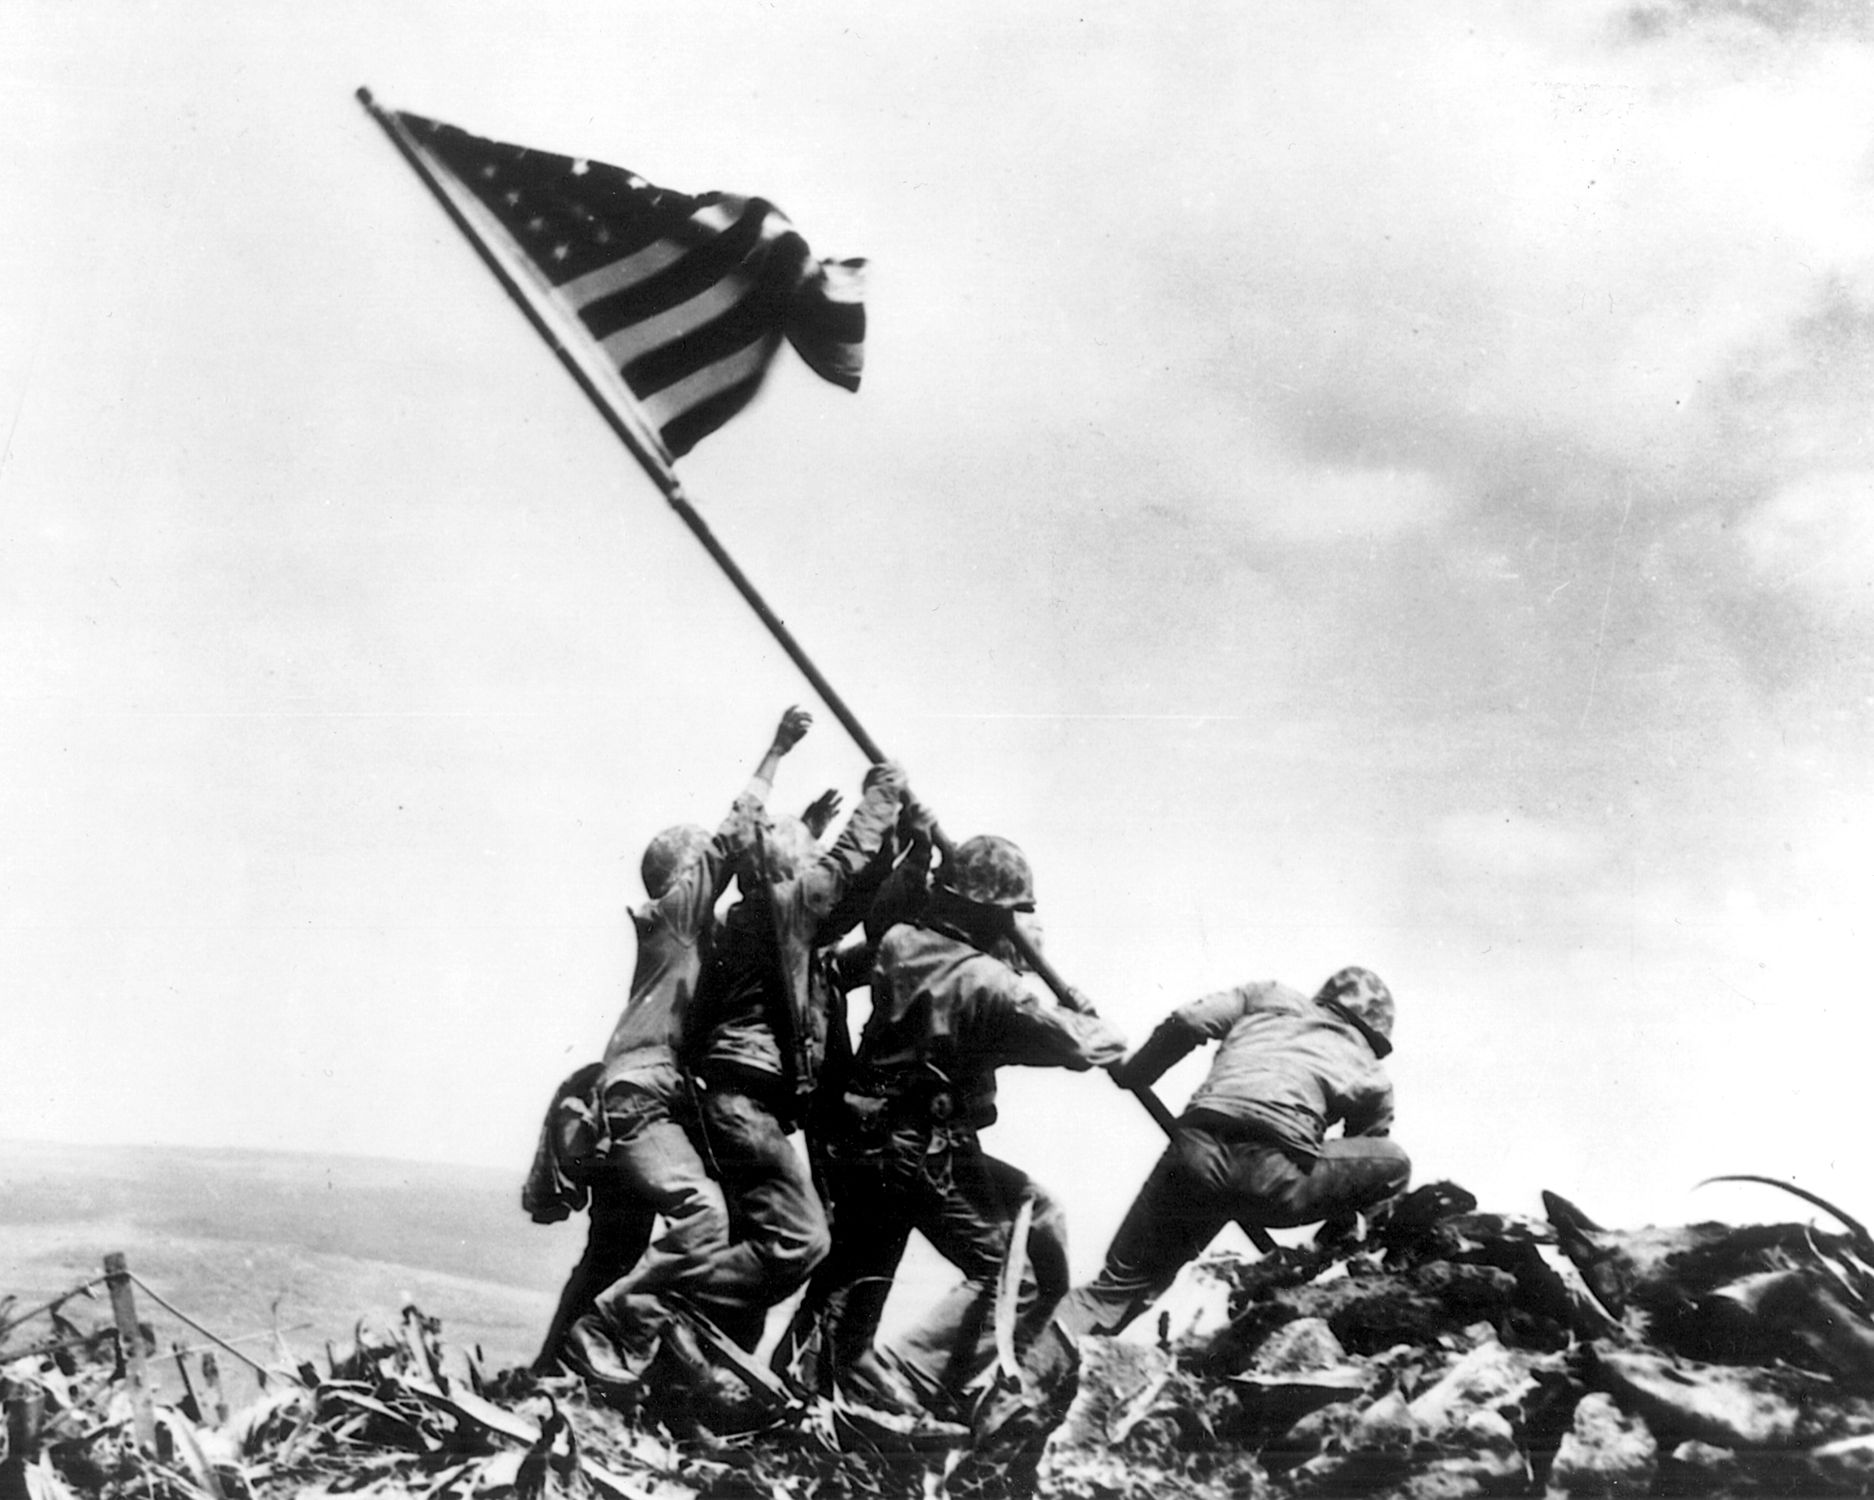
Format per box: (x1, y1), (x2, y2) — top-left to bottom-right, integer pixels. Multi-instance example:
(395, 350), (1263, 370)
(799, 760), (908, 922)
(745, 704), (812, 804)
(671, 707), (816, 926)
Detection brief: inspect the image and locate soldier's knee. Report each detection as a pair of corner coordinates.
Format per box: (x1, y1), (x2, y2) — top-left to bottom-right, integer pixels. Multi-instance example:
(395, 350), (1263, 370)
(1026, 1183), (1068, 1244)
(759, 1219), (832, 1295)
(798, 1221), (833, 1278)
(1022, 1187), (1072, 1297)
(657, 1180), (731, 1253)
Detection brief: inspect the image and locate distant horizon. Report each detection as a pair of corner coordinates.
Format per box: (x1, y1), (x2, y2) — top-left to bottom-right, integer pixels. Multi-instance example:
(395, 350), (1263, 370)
(0, 1133), (523, 1180)
(4, 1134), (1857, 1241)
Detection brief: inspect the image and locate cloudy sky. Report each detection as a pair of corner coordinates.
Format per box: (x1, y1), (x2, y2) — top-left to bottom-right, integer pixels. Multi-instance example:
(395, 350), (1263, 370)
(4, 0), (1873, 1267)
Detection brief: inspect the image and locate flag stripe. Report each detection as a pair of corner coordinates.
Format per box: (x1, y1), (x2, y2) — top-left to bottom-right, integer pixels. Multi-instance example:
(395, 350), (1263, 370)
(658, 369), (775, 460)
(624, 274), (791, 398)
(558, 239), (689, 311)
(641, 334), (778, 430)
(395, 109), (863, 458)
(574, 204), (777, 344)
(593, 273), (756, 369)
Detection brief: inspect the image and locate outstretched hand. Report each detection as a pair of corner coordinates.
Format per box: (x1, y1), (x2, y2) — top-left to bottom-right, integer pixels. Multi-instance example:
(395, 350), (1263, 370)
(801, 787), (843, 838)
(900, 796), (939, 844)
(773, 705), (812, 753)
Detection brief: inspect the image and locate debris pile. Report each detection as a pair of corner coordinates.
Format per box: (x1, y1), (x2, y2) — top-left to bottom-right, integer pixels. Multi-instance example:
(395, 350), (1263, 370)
(1005, 1177), (1874, 1498)
(10, 1178), (1874, 1498)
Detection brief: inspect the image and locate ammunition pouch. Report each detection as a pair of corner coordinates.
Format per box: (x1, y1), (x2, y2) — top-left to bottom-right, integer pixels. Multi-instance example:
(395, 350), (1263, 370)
(835, 1072), (960, 1147)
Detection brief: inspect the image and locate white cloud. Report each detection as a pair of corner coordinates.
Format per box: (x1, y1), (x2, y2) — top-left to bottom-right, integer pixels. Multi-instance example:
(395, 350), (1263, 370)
(1253, 463), (1459, 542)
(1741, 470), (1874, 611)
(1431, 808), (1602, 885)
(1020, 1), (1874, 537)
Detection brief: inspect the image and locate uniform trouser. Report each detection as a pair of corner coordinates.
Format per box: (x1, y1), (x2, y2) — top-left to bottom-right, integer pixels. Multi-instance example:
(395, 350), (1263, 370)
(534, 1185), (653, 1371)
(1049, 1124), (1411, 1347)
(784, 1123), (1068, 1408)
(579, 1082), (738, 1330)
(593, 1085), (828, 1351)
(689, 1084), (831, 1348)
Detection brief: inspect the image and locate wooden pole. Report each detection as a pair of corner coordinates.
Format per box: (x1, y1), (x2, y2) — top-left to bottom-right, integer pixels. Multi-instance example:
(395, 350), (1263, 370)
(354, 88), (1264, 1244)
(1004, 921), (1278, 1253)
(355, 89), (894, 765)
(102, 1253), (156, 1452)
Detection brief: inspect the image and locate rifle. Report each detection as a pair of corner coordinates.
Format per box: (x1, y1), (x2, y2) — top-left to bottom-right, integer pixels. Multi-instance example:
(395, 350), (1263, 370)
(915, 821), (1279, 1256)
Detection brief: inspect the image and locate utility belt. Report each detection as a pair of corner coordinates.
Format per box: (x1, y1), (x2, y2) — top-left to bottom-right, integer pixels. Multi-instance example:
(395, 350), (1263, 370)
(840, 1069), (972, 1133)
(695, 1060), (803, 1128)
(846, 1086), (958, 1126)
(1183, 1107), (1319, 1165)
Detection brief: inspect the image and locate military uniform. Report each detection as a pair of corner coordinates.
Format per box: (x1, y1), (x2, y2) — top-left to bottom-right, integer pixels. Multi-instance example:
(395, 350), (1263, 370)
(1051, 970), (1410, 1344)
(788, 904), (1126, 1409)
(631, 763), (908, 1349)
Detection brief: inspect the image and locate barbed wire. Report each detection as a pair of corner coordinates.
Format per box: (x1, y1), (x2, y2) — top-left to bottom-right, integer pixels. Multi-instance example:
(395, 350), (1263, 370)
(127, 1273), (310, 1386)
(0, 1274), (111, 1340)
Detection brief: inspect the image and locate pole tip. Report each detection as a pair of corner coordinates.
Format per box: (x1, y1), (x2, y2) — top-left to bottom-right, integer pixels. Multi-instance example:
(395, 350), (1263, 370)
(355, 85), (375, 107)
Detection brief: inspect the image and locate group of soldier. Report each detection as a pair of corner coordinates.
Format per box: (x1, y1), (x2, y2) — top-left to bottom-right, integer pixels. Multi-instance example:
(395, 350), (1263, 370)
(522, 706), (1412, 1433)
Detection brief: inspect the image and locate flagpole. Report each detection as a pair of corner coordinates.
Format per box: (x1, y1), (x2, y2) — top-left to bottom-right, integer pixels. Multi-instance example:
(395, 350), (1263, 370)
(357, 90), (1246, 1232)
(357, 87), (892, 765)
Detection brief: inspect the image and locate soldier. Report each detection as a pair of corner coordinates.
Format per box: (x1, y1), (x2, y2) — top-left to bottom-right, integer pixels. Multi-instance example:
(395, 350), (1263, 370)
(787, 835), (1128, 1416)
(1041, 967), (1409, 1355)
(546, 706), (810, 1378)
(577, 756), (910, 1360)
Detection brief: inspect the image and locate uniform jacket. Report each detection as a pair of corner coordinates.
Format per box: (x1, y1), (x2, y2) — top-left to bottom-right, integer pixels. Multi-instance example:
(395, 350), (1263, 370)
(1128, 981), (1393, 1159)
(853, 922), (1127, 1130)
(521, 1062), (605, 1224)
(691, 770), (905, 1112)
(599, 790), (766, 1097)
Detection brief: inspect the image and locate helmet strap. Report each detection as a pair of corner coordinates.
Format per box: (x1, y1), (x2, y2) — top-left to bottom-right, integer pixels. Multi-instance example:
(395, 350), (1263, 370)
(1320, 995), (1393, 1059)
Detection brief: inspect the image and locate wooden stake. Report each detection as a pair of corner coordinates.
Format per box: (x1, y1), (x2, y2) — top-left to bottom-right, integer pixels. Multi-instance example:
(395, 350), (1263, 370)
(102, 1253), (156, 1452)
(170, 1342), (202, 1425)
(198, 1351), (229, 1427)
(4, 1381), (46, 1492)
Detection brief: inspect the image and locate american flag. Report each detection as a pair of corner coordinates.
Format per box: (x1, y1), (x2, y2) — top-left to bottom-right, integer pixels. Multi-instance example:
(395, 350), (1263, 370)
(390, 110), (865, 459)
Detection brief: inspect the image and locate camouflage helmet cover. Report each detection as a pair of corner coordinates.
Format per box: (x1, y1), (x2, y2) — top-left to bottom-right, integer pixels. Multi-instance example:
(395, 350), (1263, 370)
(641, 824), (712, 899)
(945, 835), (1036, 911)
(1314, 966), (1396, 1043)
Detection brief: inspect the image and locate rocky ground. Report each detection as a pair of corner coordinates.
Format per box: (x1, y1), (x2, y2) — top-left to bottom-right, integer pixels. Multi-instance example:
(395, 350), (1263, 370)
(7, 1179), (1874, 1499)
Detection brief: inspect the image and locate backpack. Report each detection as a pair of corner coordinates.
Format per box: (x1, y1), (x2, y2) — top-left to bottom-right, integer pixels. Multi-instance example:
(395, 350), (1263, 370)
(520, 1062), (609, 1224)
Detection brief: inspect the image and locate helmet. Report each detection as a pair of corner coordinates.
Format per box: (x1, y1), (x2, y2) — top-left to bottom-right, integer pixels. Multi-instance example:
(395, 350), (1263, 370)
(752, 814), (822, 883)
(641, 824), (711, 899)
(1314, 966), (1395, 1043)
(945, 835), (1036, 911)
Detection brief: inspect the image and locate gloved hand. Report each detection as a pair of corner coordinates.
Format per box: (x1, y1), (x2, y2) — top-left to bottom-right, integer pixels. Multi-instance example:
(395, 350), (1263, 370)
(1058, 986), (1098, 1017)
(863, 759), (909, 797)
(900, 795), (939, 843)
(801, 787), (843, 837)
(772, 704), (812, 753)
